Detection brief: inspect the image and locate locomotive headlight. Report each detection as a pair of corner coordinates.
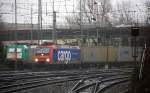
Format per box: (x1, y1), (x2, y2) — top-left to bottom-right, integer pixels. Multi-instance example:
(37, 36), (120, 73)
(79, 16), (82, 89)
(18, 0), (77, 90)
(46, 58), (50, 62)
(35, 58), (38, 62)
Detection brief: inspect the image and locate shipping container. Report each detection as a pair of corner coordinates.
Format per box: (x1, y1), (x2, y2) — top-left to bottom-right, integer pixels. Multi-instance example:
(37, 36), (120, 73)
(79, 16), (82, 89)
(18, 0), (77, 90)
(81, 46), (106, 62)
(53, 48), (81, 64)
(81, 46), (118, 62)
(108, 47), (118, 62)
(117, 47), (142, 62)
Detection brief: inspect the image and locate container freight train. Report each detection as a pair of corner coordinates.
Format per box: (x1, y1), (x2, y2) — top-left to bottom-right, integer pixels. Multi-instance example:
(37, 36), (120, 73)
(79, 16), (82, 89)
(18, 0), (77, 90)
(5, 44), (142, 64)
(6, 44), (81, 64)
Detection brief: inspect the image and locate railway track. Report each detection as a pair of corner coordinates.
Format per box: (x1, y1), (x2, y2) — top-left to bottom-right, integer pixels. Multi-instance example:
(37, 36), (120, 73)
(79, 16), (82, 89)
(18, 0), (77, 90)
(0, 68), (133, 93)
(69, 75), (130, 93)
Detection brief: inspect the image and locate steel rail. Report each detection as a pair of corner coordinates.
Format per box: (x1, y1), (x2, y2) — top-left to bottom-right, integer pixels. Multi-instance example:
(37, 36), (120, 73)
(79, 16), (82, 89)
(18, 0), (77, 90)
(96, 78), (130, 93)
(0, 69), (133, 93)
(71, 76), (130, 93)
(0, 73), (110, 93)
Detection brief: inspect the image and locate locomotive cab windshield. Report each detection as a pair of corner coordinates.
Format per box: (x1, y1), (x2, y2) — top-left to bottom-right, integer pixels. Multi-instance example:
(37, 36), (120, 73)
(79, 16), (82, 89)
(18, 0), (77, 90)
(35, 48), (50, 56)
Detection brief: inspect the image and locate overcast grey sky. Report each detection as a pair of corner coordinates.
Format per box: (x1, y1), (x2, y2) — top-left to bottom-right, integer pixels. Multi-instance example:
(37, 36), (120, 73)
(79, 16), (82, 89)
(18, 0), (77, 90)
(0, 0), (147, 27)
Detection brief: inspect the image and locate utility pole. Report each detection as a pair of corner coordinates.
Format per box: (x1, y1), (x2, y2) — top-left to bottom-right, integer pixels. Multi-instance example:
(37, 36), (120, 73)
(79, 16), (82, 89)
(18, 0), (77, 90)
(14, 0), (17, 70)
(80, 0), (83, 46)
(95, 1), (99, 46)
(31, 6), (33, 44)
(53, 11), (56, 44)
(147, 6), (150, 24)
(15, 0), (17, 42)
(46, 2), (47, 16)
(38, 0), (42, 45)
(80, 0), (83, 69)
(52, 0), (57, 44)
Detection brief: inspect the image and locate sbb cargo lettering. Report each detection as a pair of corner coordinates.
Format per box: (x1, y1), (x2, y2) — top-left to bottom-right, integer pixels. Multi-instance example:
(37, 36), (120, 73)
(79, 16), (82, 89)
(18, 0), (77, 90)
(58, 50), (71, 62)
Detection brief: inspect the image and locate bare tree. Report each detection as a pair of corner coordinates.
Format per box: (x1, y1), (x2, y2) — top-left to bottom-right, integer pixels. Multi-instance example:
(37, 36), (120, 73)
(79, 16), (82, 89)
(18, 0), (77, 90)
(100, 0), (112, 26)
(65, 0), (112, 28)
(65, 13), (80, 25)
(0, 3), (5, 31)
(145, 1), (150, 25)
(0, 16), (4, 29)
(112, 1), (135, 26)
(83, 0), (112, 26)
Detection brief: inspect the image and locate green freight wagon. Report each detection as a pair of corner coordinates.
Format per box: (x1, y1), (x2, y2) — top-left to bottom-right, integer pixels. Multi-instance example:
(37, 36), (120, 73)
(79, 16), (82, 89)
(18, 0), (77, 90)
(6, 44), (29, 62)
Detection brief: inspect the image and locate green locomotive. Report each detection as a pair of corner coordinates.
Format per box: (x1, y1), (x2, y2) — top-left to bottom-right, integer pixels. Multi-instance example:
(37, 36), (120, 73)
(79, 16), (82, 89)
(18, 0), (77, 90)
(6, 44), (36, 63)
